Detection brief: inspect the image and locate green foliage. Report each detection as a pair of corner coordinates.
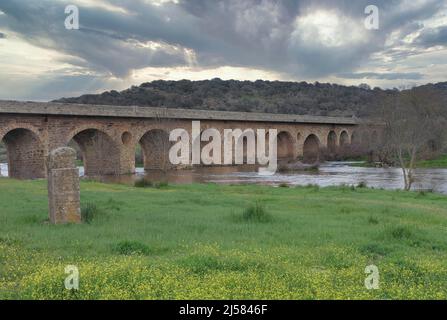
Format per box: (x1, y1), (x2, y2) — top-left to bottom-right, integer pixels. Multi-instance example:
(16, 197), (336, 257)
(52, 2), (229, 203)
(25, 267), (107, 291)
(238, 201), (272, 223)
(367, 216), (379, 225)
(416, 154), (447, 168)
(53, 79), (395, 117)
(360, 243), (390, 258)
(134, 178), (153, 188)
(81, 203), (103, 224)
(134, 178), (168, 189)
(387, 225), (415, 240)
(112, 241), (151, 256)
(154, 181), (169, 189)
(357, 181), (368, 188)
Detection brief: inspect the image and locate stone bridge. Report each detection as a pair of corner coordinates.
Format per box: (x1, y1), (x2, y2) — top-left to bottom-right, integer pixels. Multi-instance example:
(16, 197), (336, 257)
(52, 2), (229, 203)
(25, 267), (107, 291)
(0, 100), (374, 179)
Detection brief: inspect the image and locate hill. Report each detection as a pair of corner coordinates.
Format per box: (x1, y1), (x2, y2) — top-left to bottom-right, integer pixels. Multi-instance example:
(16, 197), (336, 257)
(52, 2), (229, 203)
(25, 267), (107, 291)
(53, 79), (447, 117)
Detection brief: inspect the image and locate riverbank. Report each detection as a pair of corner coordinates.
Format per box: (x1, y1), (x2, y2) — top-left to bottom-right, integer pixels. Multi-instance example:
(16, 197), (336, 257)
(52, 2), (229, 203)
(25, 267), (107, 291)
(1, 177), (446, 299)
(348, 154), (447, 169)
(417, 154), (447, 168)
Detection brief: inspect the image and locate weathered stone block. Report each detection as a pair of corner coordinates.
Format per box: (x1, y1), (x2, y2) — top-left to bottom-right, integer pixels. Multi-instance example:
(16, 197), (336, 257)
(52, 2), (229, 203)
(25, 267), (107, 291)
(47, 147), (81, 224)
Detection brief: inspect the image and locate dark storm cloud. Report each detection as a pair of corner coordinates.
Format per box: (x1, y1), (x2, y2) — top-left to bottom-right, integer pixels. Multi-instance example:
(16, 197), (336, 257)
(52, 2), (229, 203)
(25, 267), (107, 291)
(338, 72), (424, 80)
(0, 0), (445, 79)
(0, 0), (198, 77)
(415, 26), (447, 47)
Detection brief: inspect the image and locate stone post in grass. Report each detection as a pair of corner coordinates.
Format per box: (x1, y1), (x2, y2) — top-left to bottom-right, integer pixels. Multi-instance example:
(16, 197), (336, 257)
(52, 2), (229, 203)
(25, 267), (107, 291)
(47, 147), (81, 224)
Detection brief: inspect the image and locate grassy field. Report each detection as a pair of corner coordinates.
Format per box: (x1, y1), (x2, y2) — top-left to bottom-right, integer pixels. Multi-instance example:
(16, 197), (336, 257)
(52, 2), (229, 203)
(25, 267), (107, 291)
(0, 178), (446, 299)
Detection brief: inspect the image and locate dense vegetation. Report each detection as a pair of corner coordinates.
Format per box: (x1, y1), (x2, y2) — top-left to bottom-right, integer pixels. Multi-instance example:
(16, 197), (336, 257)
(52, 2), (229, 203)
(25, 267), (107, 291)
(53, 79), (447, 117)
(1, 178), (446, 299)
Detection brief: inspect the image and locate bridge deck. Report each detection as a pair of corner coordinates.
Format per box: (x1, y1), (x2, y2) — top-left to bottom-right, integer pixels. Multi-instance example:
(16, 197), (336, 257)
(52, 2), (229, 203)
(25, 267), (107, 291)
(0, 100), (358, 125)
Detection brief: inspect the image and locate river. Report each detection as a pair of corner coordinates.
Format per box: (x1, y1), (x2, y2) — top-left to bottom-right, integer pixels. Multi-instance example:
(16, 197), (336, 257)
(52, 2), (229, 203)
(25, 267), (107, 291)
(2, 161), (447, 194)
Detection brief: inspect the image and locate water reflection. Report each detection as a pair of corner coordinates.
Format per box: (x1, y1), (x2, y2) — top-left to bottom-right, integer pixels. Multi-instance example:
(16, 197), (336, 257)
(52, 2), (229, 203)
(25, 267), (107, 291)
(2, 162), (447, 194)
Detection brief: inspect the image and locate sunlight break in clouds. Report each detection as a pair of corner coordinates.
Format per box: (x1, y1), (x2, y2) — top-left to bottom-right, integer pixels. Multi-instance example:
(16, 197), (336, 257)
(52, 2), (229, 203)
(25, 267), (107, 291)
(293, 9), (366, 48)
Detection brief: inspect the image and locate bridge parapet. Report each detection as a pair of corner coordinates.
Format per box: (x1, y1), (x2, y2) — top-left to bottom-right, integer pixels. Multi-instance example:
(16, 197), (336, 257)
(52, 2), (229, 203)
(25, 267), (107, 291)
(0, 100), (359, 125)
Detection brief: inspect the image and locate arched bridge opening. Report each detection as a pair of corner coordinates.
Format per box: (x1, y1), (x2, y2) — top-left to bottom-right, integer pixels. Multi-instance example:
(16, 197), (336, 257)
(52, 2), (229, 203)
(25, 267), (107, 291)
(1, 128), (46, 179)
(303, 134), (320, 164)
(69, 129), (121, 176)
(277, 131), (294, 160)
(139, 129), (173, 171)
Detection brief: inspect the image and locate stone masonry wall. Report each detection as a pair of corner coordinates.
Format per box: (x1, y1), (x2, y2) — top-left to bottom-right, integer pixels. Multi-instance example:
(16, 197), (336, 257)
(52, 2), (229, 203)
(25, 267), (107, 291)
(0, 113), (359, 179)
(47, 147), (81, 224)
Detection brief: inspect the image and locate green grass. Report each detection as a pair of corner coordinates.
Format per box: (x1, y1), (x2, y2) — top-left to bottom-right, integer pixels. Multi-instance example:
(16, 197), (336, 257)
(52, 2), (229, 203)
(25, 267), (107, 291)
(416, 154), (447, 168)
(350, 154), (447, 169)
(0, 177), (446, 299)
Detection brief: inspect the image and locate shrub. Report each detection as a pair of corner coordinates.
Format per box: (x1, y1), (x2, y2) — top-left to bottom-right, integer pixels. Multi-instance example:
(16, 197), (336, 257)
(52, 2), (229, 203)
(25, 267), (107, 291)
(278, 183), (289, 188)
(112, 240), (151, 256)
(304, 184), (320, 192)
(388, 226), (414, 240)
(357, 181), (367, 188)
(134, 178), (153, 188)
(339, 184), (354, 192)
(134, 179), (168, 188)
(339, 207), (352, 214)
(360, 243), (390, 258)
(81, 203), (102, 224)
(367, 216), (379, 224)
(240, 201), (272, 223)
(154, 181), (169, 189)
(417, 189), (433, 197)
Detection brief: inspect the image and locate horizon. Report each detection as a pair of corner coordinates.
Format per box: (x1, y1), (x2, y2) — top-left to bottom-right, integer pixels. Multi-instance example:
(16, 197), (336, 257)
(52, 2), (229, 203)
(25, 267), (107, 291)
(0, 0), (446, 101)
(6, 78), (447, 103)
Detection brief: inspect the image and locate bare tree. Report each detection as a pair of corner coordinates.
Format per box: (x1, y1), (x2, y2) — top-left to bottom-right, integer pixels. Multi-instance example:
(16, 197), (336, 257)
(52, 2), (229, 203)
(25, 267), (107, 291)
(376, 88), (446, 190)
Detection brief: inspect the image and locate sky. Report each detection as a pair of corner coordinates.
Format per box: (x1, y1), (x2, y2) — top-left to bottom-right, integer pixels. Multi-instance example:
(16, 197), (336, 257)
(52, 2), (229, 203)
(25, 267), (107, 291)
(0, 0), (446, 101)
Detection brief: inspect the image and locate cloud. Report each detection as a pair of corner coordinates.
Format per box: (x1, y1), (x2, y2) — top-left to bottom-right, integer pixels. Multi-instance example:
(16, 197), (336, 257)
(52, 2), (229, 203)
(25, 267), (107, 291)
(0, 0), (445, 100)
(415, 26), (447, 47)
(0, 32), (5, 38)
(0, 0), (197, 77)
(338, 72), (424, 80)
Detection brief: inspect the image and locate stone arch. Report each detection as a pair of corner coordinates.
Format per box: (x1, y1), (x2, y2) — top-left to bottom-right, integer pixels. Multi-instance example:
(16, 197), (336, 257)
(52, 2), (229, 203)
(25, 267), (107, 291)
(339, 130), (349, 146)
(1, 128), (46, 179)
(139, 129), (172, 170)
(303, 134), (320, 164)
(277, 131), (294, 159)
(69, 129), (121, 176)
(327, 130), (337, 152)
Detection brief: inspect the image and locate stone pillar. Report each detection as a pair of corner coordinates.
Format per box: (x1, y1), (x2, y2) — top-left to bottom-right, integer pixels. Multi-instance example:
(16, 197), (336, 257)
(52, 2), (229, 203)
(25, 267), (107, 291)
(47, 147), (81, 224)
